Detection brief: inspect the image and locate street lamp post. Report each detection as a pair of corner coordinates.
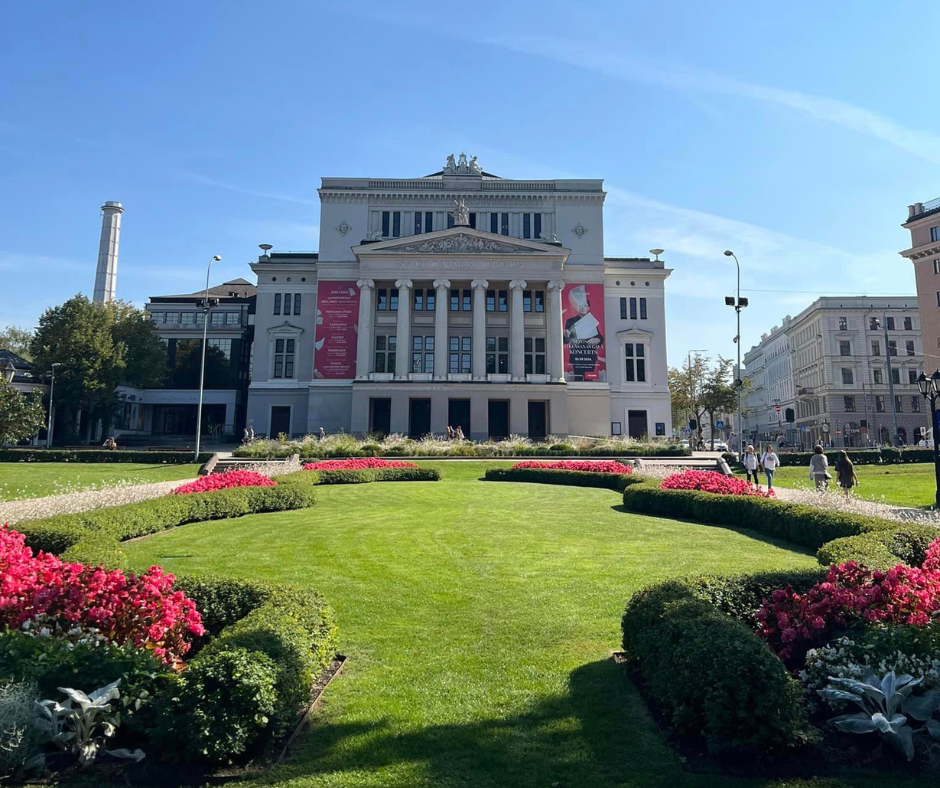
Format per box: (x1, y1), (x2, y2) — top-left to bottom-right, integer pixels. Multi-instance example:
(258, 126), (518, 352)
(917, 371), (940, 508)
(194, 256), (222, 461)
(723, 251), (749, 460)
(46, 362), (62, 449)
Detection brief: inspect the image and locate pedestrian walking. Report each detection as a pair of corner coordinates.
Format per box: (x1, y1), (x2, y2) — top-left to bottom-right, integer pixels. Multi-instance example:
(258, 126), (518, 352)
(760, 444), (780, 490)
(743, 445), (760, 486)
(455, 425), (465, 441)
(809, 445), (831, 491)
(835, 450), (858, 497)
(318, 426), (326, 440)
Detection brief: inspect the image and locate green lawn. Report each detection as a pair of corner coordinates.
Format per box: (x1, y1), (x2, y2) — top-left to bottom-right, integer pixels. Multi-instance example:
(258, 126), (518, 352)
(123, 462), (922, 788)
(0, 462), (202, 501)
(737, 462), (939, 508)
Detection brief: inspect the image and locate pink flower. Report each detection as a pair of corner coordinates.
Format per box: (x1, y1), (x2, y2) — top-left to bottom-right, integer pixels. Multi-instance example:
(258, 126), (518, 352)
(659, 469), (775, 498)
(303, 458), (418, 470)
(171, 470), (275, 495)
(510, 460), (633, 474)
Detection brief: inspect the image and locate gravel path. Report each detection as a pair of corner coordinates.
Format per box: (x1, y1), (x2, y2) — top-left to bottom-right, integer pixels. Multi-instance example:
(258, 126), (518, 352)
(771, 485), (940, 525)
(0, 478), (195, 526)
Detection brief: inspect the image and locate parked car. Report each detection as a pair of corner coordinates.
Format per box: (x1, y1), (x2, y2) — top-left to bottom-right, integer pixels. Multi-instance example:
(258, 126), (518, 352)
(712, 440), (729, 451)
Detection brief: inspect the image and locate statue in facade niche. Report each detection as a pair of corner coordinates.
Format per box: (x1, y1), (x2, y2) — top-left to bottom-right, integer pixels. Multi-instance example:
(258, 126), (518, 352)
(452, 199), (470, 226)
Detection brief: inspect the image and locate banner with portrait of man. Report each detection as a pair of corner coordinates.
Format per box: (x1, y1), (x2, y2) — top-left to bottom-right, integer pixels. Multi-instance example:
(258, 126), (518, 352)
(562, 283), (606, 381)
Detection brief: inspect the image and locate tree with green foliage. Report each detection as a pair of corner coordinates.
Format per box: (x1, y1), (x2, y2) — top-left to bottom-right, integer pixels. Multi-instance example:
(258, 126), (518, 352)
(668, 354), (710, 445)
(107, 302), (168, 389)
(171, 339), (230, 389)
(0, 326), (35, 360)
(0, 377), (46, 445)
(699, 357), (738, 449)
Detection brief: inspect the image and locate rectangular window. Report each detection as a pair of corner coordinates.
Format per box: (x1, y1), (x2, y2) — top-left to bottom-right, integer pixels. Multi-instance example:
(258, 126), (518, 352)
(886, 316), (895, 330)
(273, 338), (295, 378)
(450, 289), (459, 312)
(620, 298), (627, 320)
(904, 316), (913, 330)
(523, 290), (532, 312)
(374, 335), (397, 374)
(390, 288), (399, 312)
(469, 212), (476, 229)
(888, 340), (898, 356)
(377, 288), (388, 311)
(839, 340), (851, 356)
(196, 312), (206, 325)
(413, 212), (422, 235)
(181, 312), (195, 325)
(501, 213), (509, 236)
(534, 213), (541, 240)
(274, 294), (281, 315)
(892, 368), (901, 385)
(284, 294), (292, 316)
(462, 289), (472, 311)
(935, 260), (940, 275)
(381, 211), (390, 238)
(414, 289), (424, 311)
(873, 368), (883, 384)
(624, 343), (646, 382)
(449, 336), (471, 373)
(523, 214), (531, 239)
(426, 289), (435, 312)
(844, 395), (856, 412)
(498, 290), (508, 312)
(640, 298), (648, 320)
(869, 317), (880, 330)
(226, 311), (240, 325)
(932, 226), (940, 242)
(913, 396), (922, 412)
(524, 336), (546, 375)
(872, 340), (881, 356)
(208, 338), (233, 358)
(842, 368), (853, 385)
(906, 340), (915, 356)
(486, 290), (496, 312)
(425, 212), (433, 233)
(629, 297), (637, 320)
(411, 336), (434, 372)
(392, 212), (401, 238)
(490, 213), (498, 233)
(876, 395), (885, 412)
(211, 312), (224, 325)
(447, 213), (454, 229)
(909, 369), (918, 384)
(534, 290), (544, 313)
(839, 316), (848, 330)
(937, 290), (940, 307)
(895, 395), (904, 413)
(485, 336), (509, 374)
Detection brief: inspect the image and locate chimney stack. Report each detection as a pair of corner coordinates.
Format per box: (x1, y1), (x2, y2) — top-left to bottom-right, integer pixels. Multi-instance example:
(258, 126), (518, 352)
(92, 201), (123, 303)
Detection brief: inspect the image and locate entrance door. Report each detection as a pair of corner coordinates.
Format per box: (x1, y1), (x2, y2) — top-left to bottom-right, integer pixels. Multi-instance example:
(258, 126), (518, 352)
(488, 400), (509, 440)
(627, 409), (648, 439)
(527, 401), (548, 440)
(409, 398), (431, 438)
(370, 398), (391, 436)
(448, 399), (471, 437)
(270, 406), (291, 438)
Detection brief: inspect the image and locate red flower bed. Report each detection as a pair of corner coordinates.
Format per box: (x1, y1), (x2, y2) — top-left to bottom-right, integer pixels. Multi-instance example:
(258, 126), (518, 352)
(511, 460), (633, 474)
(660, 469), (775, 498)
(0, 525), (203, 665)
(758, 539), (940, 664)
(303, 458), (418, 470)
(172, 470), (276, 495)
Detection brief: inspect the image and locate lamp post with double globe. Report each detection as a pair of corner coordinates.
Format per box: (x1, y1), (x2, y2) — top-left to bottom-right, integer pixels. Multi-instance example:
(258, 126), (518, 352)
(723, 251), (748, 460)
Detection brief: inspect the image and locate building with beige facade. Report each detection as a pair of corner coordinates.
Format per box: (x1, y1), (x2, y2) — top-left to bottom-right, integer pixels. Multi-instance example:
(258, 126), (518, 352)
(901, 197), (940, 376)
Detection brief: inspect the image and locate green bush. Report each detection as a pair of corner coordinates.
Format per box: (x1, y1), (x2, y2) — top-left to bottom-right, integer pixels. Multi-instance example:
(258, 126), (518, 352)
(484, 467), (642, 491)
(777, 449), (883, 467)
(621, 480), (897, 549)
(0, 448), (210, 464)
(18, 483), (317, 554)
(621, 577), (813, 754)
(816, 524), (940, 569)
(155, 648), (278, 763)
(172, 575), (277, 639)
(275, 467), (440, 486)
(60, 532), (127, 569)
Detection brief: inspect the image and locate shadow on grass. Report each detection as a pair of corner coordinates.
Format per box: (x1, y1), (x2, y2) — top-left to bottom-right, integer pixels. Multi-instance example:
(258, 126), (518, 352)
(269, 659), (676, 788)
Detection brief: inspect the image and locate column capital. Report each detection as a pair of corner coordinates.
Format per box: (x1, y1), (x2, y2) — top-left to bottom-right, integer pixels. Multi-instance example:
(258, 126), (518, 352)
(394, 279), (414, 290)
(470, 279), (489, 290)
(547, 280), (565, 291)
(509, 280), (528, 290)
(433, 279), (451, 290)
(356, 279), (375, 290)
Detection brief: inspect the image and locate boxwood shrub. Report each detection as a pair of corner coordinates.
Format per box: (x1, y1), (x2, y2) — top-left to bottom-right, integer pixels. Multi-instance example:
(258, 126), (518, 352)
(621, 576), (814, 754)
(0, 448), (211, 464)
(816, 524), (940, 570)
(483, 466), (643, 491)
(17, 484), (317, 554)
(273, 467), (440, 486)
(621, 480), (898, 549)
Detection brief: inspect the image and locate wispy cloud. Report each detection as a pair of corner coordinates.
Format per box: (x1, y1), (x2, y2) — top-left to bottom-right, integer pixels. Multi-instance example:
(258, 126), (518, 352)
(484, 34), (940, 165)
(174, 170), (319, 206)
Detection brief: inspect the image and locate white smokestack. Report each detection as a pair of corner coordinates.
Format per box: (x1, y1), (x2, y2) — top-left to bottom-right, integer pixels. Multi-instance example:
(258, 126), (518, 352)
(93, 201), (123, 303)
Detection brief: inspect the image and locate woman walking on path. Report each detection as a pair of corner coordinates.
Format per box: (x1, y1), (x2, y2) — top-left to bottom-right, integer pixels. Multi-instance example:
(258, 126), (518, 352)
(743, 445), (760, 487)
(835, 450), (858, 497)
(760, 444), (780, 490)
(809, 445), (831, 490)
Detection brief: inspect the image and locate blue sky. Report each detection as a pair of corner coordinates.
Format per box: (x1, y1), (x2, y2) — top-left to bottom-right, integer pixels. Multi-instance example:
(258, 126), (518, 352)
(2, 1), (938, 367)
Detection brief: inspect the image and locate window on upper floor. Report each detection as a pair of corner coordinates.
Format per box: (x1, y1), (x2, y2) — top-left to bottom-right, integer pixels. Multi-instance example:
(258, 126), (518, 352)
(886, 316), (895, 330)
(892, 368), (901, 385)
(413, 289), (424, 312)
(905, 316), (913, 331)
(872, 340), (881, 356)
(842, 368), (853, 385)
(844, 395), (856, 412)
(907, 340), (916, 356)
(913, 396), (922, 412)
(873, 368), (883, 384)
(485, 336), (509, 374)
(909, 369), (919, 384)
(500, 213), (509, 236)
(839, 340), (851, 356)
(273, 338), (295, 379)
(839, 316), (848, 330)
(449, 336), (471, 373)
(895, 395), (904, 413)
(640, 298), (648, 320)
(490, 213), (498, 233)
(208, 338), (232, 359)
(524, 336), (546, 375)
(181, 312), (195, 325)
(869, 317), (880, 330)
(932, 226), (940, 242)
(876, 395), (885, 412)
(624, 343), (646, 382)
(522, 290), (544, 313)
(374, 335), (397, 374)
(411, 336), (434, 374)
(888, 340), (898, 356)
(227, 311), (241, 325)
(273, 294), (281, 315)
(934, 260), (940, 275)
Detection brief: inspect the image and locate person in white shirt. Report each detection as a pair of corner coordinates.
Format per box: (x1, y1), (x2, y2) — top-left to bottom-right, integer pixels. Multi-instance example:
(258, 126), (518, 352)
(760, 444), (780, 490)
(742, 444), (760, 486)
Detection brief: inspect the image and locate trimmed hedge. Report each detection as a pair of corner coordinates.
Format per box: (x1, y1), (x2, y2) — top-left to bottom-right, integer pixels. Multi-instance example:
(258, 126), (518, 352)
(621, 576), (815, 754)
(621, 480), (898, 549)
(483, 466), (643, 491)
(0, 448), (210, 464)
(236, 444), (691, 459)
(816, 524), (940, 570)
(154, 584), (337, 763)
(273, 467), (441, 486)
(17, 484), (317, 556)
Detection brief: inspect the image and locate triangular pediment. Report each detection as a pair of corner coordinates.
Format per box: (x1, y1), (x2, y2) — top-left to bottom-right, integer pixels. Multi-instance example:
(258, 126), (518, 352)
(352, 227), (568, 257)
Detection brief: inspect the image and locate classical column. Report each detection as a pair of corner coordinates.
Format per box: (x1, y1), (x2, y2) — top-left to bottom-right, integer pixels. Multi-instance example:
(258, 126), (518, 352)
(394, 279), (413, 380)
(547, 280), (566, 382)
(471, 279), (488, 380)
(509, 280), (527, 381)
(355, 279), (375, 380)
(433, 279), (451, 380)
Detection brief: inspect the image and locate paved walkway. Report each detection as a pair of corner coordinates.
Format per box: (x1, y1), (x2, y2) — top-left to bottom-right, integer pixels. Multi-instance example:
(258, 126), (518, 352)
(0, 478), (196, 526)
(770, 484), (940, 525)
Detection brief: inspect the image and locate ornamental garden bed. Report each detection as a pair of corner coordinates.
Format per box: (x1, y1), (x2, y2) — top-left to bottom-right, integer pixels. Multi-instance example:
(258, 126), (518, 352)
(484, 460), (642, 491)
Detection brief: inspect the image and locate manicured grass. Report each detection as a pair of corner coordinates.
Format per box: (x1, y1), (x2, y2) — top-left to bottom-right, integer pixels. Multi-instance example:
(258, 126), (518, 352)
(0, 461), (202, 501)
(737, 462), (939, 508)
(118, 462), (932, 788)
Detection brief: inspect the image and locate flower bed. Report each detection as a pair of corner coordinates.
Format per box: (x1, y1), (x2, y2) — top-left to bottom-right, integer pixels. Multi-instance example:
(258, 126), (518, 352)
(484, 466), (642, 492)
(511, 460), (633, 474)
(172, 469), (276, 495)
(660, 468), (775, 497)
(302, 458), (418, 471)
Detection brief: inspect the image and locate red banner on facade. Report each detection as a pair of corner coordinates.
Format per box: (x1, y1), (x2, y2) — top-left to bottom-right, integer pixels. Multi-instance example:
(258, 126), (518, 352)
(314, 281), (360, 379)
(562, 283), (606, 382)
